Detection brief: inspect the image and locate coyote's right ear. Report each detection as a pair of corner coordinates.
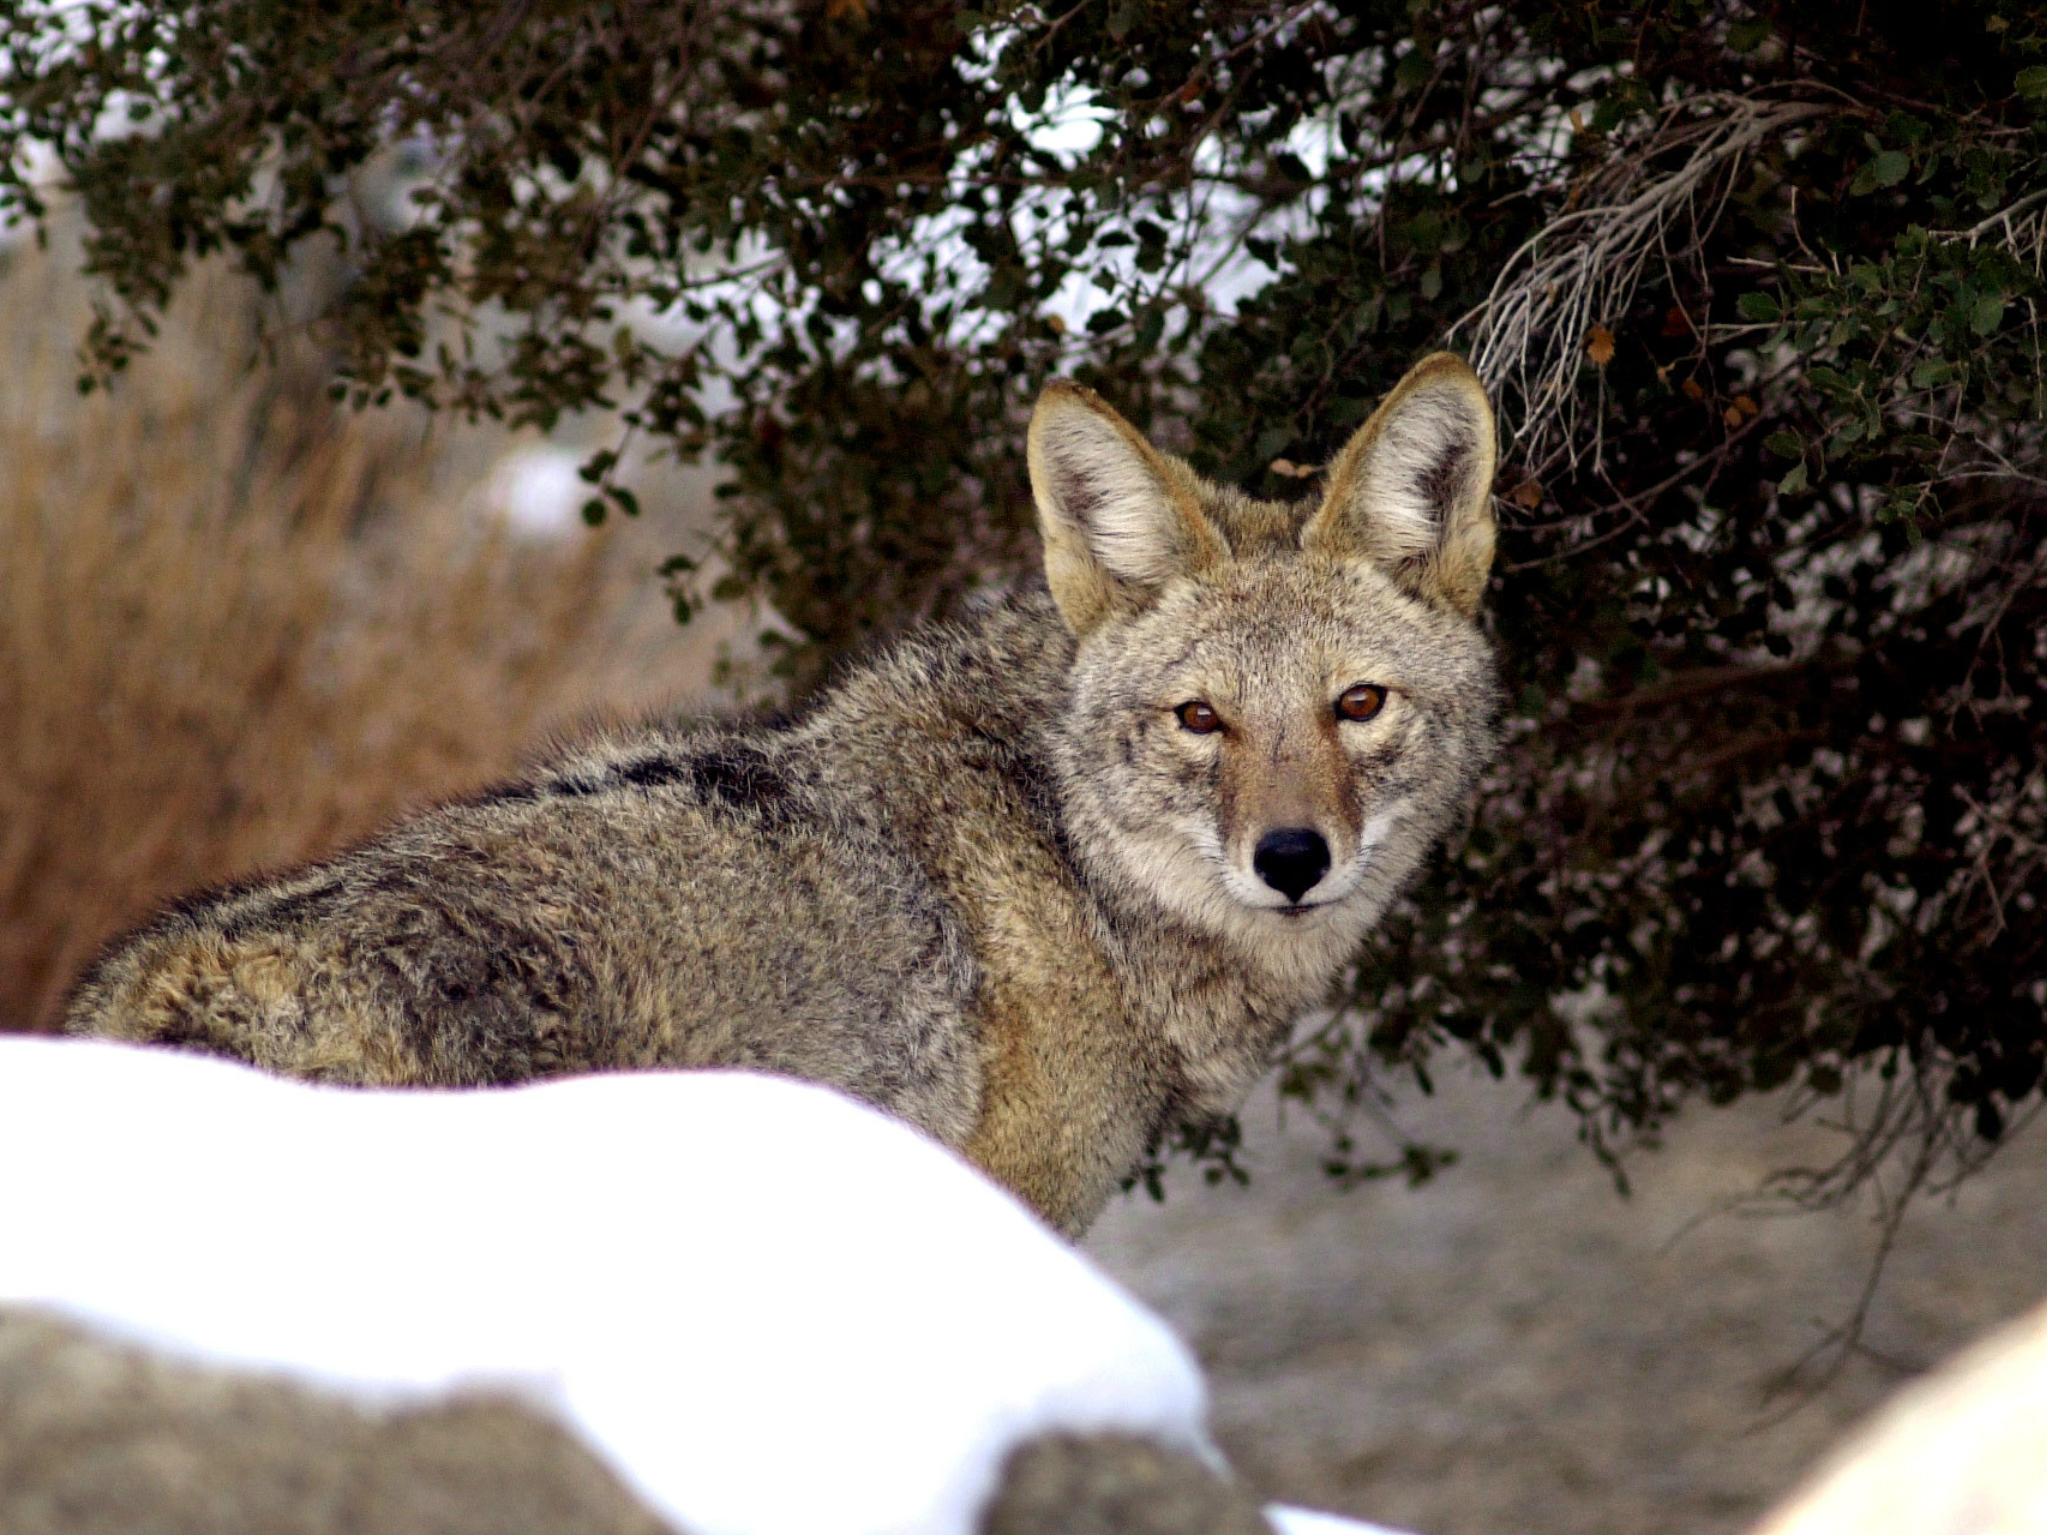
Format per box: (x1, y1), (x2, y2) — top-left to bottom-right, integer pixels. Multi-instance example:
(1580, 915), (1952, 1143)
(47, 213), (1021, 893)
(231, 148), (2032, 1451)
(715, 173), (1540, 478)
(1028, 381), (1226, 635)
(1303, 353), (1498, 617)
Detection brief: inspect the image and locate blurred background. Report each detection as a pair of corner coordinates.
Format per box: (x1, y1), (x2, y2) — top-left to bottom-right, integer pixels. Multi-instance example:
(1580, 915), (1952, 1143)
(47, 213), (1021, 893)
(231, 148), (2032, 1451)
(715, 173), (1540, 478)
(0, 210), (760, 1036)
(1090, 1068), (2042, 1531)
(1, 4), (2041, 1530)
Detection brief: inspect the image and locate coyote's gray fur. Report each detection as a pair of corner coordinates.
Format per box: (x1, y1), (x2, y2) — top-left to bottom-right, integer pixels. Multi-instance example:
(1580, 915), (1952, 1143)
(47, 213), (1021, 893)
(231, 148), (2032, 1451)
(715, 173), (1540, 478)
(66, 353), (1504, 1237)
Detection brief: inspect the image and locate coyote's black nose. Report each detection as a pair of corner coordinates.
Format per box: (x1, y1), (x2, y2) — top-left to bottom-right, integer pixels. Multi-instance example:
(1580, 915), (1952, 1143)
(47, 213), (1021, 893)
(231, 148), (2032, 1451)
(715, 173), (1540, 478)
(1253, 827), (1330, 903)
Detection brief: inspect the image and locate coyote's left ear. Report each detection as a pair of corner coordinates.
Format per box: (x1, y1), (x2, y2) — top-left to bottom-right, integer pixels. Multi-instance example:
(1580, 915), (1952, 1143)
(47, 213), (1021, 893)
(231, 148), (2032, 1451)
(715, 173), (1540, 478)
(1302, 353), (1497, 617)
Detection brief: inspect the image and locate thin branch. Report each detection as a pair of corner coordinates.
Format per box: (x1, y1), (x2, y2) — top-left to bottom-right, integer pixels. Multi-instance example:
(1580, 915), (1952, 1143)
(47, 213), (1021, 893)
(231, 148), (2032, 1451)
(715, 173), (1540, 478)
(1449, 92), (1835, 480)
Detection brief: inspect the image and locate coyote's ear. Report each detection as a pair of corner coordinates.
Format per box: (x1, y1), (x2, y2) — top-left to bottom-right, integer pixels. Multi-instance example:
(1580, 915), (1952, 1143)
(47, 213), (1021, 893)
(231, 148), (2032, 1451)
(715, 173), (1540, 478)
(1302, 353), (1497, 617)
(1028, 381), (1226, 634)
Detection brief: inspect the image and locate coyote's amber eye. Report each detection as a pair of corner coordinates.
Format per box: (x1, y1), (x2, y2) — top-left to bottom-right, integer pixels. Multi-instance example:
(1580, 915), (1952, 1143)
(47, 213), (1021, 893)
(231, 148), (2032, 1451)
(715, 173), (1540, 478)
(1336, 684), (1387, 722)
(1176, 700), (1223, 734)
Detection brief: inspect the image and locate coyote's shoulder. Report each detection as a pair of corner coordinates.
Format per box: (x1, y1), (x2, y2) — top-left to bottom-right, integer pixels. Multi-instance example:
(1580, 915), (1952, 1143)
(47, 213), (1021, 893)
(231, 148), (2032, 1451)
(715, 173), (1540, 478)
(68, 354), (1505, 1237)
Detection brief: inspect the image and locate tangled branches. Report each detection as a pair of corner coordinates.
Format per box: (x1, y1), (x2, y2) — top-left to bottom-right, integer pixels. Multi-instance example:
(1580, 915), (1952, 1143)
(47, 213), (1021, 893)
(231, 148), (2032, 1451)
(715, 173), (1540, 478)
(1453, 91), (1833, 480)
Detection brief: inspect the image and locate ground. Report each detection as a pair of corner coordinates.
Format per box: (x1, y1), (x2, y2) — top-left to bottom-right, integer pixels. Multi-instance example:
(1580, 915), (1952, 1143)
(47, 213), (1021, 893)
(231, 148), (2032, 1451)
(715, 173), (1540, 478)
(1088, 1061), (2046, 1534)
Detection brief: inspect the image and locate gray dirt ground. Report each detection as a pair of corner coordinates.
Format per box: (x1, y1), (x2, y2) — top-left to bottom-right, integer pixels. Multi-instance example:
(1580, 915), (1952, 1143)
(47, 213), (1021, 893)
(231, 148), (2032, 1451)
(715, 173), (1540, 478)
(1086, 1063), (2046, 1534)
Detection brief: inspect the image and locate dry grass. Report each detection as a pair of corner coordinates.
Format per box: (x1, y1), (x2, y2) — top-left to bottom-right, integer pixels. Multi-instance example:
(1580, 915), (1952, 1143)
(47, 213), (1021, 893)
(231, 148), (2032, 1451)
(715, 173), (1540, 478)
(0, 240), (739, 1033)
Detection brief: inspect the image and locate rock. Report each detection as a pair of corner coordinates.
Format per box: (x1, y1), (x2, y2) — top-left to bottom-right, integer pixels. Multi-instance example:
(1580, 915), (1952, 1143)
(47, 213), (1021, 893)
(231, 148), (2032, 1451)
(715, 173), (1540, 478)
(981, 1430), (1273, 1534)
(1758, 1305), (2048, 1536)
(0, 1309), (670, 1533)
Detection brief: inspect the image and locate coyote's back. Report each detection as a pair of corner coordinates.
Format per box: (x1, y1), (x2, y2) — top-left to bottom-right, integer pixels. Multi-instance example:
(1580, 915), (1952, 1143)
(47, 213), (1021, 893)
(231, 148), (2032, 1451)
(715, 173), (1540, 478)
(69, 353), (1506, 1237)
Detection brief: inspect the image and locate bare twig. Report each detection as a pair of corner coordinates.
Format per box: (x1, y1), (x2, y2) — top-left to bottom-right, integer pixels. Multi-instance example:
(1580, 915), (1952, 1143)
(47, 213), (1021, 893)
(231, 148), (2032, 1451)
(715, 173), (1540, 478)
(1448, 92), (1834, 479)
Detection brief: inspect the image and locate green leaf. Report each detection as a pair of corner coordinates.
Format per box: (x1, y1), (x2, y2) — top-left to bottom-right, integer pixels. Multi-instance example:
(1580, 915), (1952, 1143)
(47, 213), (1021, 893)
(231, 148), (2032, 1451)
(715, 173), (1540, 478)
(1883, 112), (1929, 146)
(1764, 430), (1803, 458)
(1860, 149), (1911, 193)
(1970, 292), (2006, 336)
(2018, 65), (2047, 101)
(1807, 365), (1852, 398)
(1737, 291), (1781, 323)
(1777, 463), (1809, 496)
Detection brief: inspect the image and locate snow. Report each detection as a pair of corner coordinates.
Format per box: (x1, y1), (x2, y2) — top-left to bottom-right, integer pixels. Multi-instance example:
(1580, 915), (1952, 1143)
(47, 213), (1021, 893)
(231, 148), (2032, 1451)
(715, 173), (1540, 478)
(1267, 1503), (1404, 1536)
(0, 1038), (1216, 1533)
(481, 442), (591, 542)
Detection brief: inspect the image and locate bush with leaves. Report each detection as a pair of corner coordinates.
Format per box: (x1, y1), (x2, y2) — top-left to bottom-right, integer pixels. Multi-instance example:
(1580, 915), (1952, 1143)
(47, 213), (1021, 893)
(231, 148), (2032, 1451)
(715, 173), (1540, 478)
(1, 0), (2040, 1202)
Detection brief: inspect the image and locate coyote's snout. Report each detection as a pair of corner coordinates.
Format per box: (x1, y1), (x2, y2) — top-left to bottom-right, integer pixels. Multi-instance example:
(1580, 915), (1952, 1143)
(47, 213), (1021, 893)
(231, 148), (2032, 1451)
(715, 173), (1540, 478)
(69, 353), (1504, 1237)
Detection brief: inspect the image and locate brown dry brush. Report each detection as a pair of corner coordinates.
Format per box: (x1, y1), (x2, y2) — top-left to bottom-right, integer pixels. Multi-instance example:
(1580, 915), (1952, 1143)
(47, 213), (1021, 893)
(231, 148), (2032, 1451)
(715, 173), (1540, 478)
(0, 254), (725, 1034)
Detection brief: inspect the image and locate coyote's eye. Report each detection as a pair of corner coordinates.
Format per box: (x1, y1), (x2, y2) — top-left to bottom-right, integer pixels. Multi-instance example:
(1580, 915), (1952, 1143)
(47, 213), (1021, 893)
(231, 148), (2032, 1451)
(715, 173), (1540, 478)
(1175, 700), (1223, 734)
(1335, 684), (1387, 722)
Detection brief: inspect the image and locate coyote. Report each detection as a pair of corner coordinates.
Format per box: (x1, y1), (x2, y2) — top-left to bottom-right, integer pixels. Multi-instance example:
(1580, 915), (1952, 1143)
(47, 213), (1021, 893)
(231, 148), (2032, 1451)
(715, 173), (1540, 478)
(66, 353), (1504, 1237)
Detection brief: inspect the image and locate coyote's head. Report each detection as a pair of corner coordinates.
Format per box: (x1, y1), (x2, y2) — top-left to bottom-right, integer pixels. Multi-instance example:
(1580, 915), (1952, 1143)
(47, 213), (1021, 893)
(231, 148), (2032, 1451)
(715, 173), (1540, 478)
(1030, 353), (1502, 967)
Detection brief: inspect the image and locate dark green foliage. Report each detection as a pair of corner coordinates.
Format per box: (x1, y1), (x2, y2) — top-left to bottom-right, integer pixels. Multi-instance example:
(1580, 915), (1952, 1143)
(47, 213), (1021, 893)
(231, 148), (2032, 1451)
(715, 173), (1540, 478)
(3, 0), (2040, 1190)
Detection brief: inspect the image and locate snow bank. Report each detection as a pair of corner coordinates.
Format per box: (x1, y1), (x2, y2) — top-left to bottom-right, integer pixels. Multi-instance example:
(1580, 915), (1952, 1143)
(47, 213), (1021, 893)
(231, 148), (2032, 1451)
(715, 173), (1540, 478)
(1267, 1502), (1403, 1536)
(0, 1038), (1214, 1533)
